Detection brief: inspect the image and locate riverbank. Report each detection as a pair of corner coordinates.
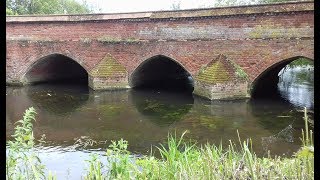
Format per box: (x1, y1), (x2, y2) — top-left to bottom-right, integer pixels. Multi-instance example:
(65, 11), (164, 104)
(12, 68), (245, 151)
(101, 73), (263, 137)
(6, 107), (314, 179)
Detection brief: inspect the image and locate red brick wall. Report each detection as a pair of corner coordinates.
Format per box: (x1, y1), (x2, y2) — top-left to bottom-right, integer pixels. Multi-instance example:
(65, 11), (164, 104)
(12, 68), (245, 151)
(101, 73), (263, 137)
(6, 2), (314, 91)
(6, 39), (313, 84)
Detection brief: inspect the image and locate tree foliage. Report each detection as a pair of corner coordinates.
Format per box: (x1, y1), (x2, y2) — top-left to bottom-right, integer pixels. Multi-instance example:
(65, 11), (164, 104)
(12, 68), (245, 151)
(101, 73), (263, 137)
(214, 0), (311, 7)
(6, 0), (92, 15)
(169, 0), (312, 11)
(6, 8), (14, 15)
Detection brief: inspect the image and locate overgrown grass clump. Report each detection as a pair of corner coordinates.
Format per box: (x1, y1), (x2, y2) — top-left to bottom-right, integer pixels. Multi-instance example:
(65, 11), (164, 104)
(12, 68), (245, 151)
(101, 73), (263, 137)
(6, 107), (314, 180)
(85, 108), (313, 179)
(85, 131), (313, 180)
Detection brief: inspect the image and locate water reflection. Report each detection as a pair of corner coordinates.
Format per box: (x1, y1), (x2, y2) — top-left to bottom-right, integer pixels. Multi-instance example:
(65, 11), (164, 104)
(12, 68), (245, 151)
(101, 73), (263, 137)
(278, 66), (314, 109)
(129, 89), (193, 126)
(6, 66), (314, 178)
(26, 83), (89, 115)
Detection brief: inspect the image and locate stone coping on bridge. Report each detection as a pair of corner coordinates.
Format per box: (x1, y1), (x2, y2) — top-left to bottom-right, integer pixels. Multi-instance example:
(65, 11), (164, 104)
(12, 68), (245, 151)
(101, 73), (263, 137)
(6, 1), (313, 23)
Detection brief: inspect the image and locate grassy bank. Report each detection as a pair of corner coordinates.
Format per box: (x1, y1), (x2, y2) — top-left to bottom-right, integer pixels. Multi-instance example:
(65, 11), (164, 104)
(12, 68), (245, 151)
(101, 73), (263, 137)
(7, 107), (314, 179)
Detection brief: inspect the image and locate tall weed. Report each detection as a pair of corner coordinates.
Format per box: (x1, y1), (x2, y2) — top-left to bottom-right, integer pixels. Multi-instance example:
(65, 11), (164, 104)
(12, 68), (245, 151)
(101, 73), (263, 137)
(6, 107), (55, 180)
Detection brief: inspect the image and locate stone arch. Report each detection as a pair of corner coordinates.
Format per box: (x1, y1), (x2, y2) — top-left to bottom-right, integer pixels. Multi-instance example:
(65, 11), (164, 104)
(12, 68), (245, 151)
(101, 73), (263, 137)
(251, 55), (313, 97)
(21, 53), (89, 85)
(129, 54), (194, 90)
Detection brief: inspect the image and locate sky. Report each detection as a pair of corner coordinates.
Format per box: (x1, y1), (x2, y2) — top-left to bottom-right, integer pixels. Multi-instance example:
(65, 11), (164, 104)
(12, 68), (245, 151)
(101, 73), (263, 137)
(78, 0), (223, 13)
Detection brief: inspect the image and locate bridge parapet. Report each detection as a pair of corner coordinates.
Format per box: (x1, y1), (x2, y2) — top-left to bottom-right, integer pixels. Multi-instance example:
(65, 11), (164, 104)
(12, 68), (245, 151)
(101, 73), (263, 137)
(6, 1), (313, 22)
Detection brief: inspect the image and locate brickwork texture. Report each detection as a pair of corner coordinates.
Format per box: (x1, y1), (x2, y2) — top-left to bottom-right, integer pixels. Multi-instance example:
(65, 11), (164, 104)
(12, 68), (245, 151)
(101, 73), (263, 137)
(6, 1), (314, 100)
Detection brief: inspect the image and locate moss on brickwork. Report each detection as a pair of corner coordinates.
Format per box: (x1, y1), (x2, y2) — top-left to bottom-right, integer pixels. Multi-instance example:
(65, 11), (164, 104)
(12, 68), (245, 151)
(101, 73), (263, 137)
(248, 24), (302, 39)
(230, 60), (248, 80)
(17, 40), (29, 47)
(11, 37), (55, 47)
(97, 36), (122, 43)
(80, 37), (92, 44)
(90, 54), (127, 78)
(97, 36), (140, 44)
(195, 54), (248, 85)
(196, 60), (230, 84)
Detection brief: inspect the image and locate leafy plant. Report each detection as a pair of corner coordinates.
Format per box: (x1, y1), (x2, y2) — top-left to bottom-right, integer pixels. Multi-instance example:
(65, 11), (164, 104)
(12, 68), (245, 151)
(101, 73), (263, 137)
(84, 154), (104, 180)
(107, 139), (132, 179)
(6, 107), (56, 180)
(6, 107), (47, 180)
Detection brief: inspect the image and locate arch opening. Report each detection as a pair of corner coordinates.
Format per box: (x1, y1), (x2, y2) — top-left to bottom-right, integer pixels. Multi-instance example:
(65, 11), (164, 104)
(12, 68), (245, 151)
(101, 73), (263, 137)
(23, 54), (88, 86)
(251, 56), (314, 109)
(130, 55), (194, 93)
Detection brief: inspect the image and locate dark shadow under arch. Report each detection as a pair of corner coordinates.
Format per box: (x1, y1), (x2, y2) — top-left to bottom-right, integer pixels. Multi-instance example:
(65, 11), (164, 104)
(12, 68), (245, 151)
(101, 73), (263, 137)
(130, 55), (194, 92)
(23, 54), (88, 85)
(251, 56), (313, 98)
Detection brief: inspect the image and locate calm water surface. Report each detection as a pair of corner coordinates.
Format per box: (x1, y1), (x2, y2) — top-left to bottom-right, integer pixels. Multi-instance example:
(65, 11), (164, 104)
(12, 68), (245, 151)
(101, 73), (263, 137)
(6, 66), (314, 179)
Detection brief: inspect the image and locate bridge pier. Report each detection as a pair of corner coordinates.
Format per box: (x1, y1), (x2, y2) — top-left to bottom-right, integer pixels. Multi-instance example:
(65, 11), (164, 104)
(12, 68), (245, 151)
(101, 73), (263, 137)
(88, 54), (130, 90)
(192, 55), (250, 100)
(193, 80), (250, 100)
(88, 76), (130, 90)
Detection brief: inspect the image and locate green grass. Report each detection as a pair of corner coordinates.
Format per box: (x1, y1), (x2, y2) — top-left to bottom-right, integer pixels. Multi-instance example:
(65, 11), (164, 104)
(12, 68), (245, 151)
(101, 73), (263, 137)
(7, 107), (314, 180)
(288, 58), (313, 67)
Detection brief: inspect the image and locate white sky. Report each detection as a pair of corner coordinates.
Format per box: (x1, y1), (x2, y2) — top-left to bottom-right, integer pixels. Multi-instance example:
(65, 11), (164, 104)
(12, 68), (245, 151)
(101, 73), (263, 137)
(79, 0), (222, 13)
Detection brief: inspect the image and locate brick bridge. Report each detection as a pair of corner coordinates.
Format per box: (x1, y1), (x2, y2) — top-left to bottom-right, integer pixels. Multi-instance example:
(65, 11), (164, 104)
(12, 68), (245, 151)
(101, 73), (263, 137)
(6, 1), (314, 100)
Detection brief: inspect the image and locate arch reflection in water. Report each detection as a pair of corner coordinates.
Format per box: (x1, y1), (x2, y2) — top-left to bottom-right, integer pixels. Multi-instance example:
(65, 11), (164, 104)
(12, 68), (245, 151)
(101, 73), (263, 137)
(6, 84), (90, 144)
(26, 83), (89, 116)
(186, 98), (252, 142)
(129, 89), (194, 127)
(7, 83), (312, 159)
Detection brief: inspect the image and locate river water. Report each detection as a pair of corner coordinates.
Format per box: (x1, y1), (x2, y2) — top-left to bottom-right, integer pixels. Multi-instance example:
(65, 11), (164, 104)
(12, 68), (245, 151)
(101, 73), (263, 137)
(6, 66), (314, 179)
